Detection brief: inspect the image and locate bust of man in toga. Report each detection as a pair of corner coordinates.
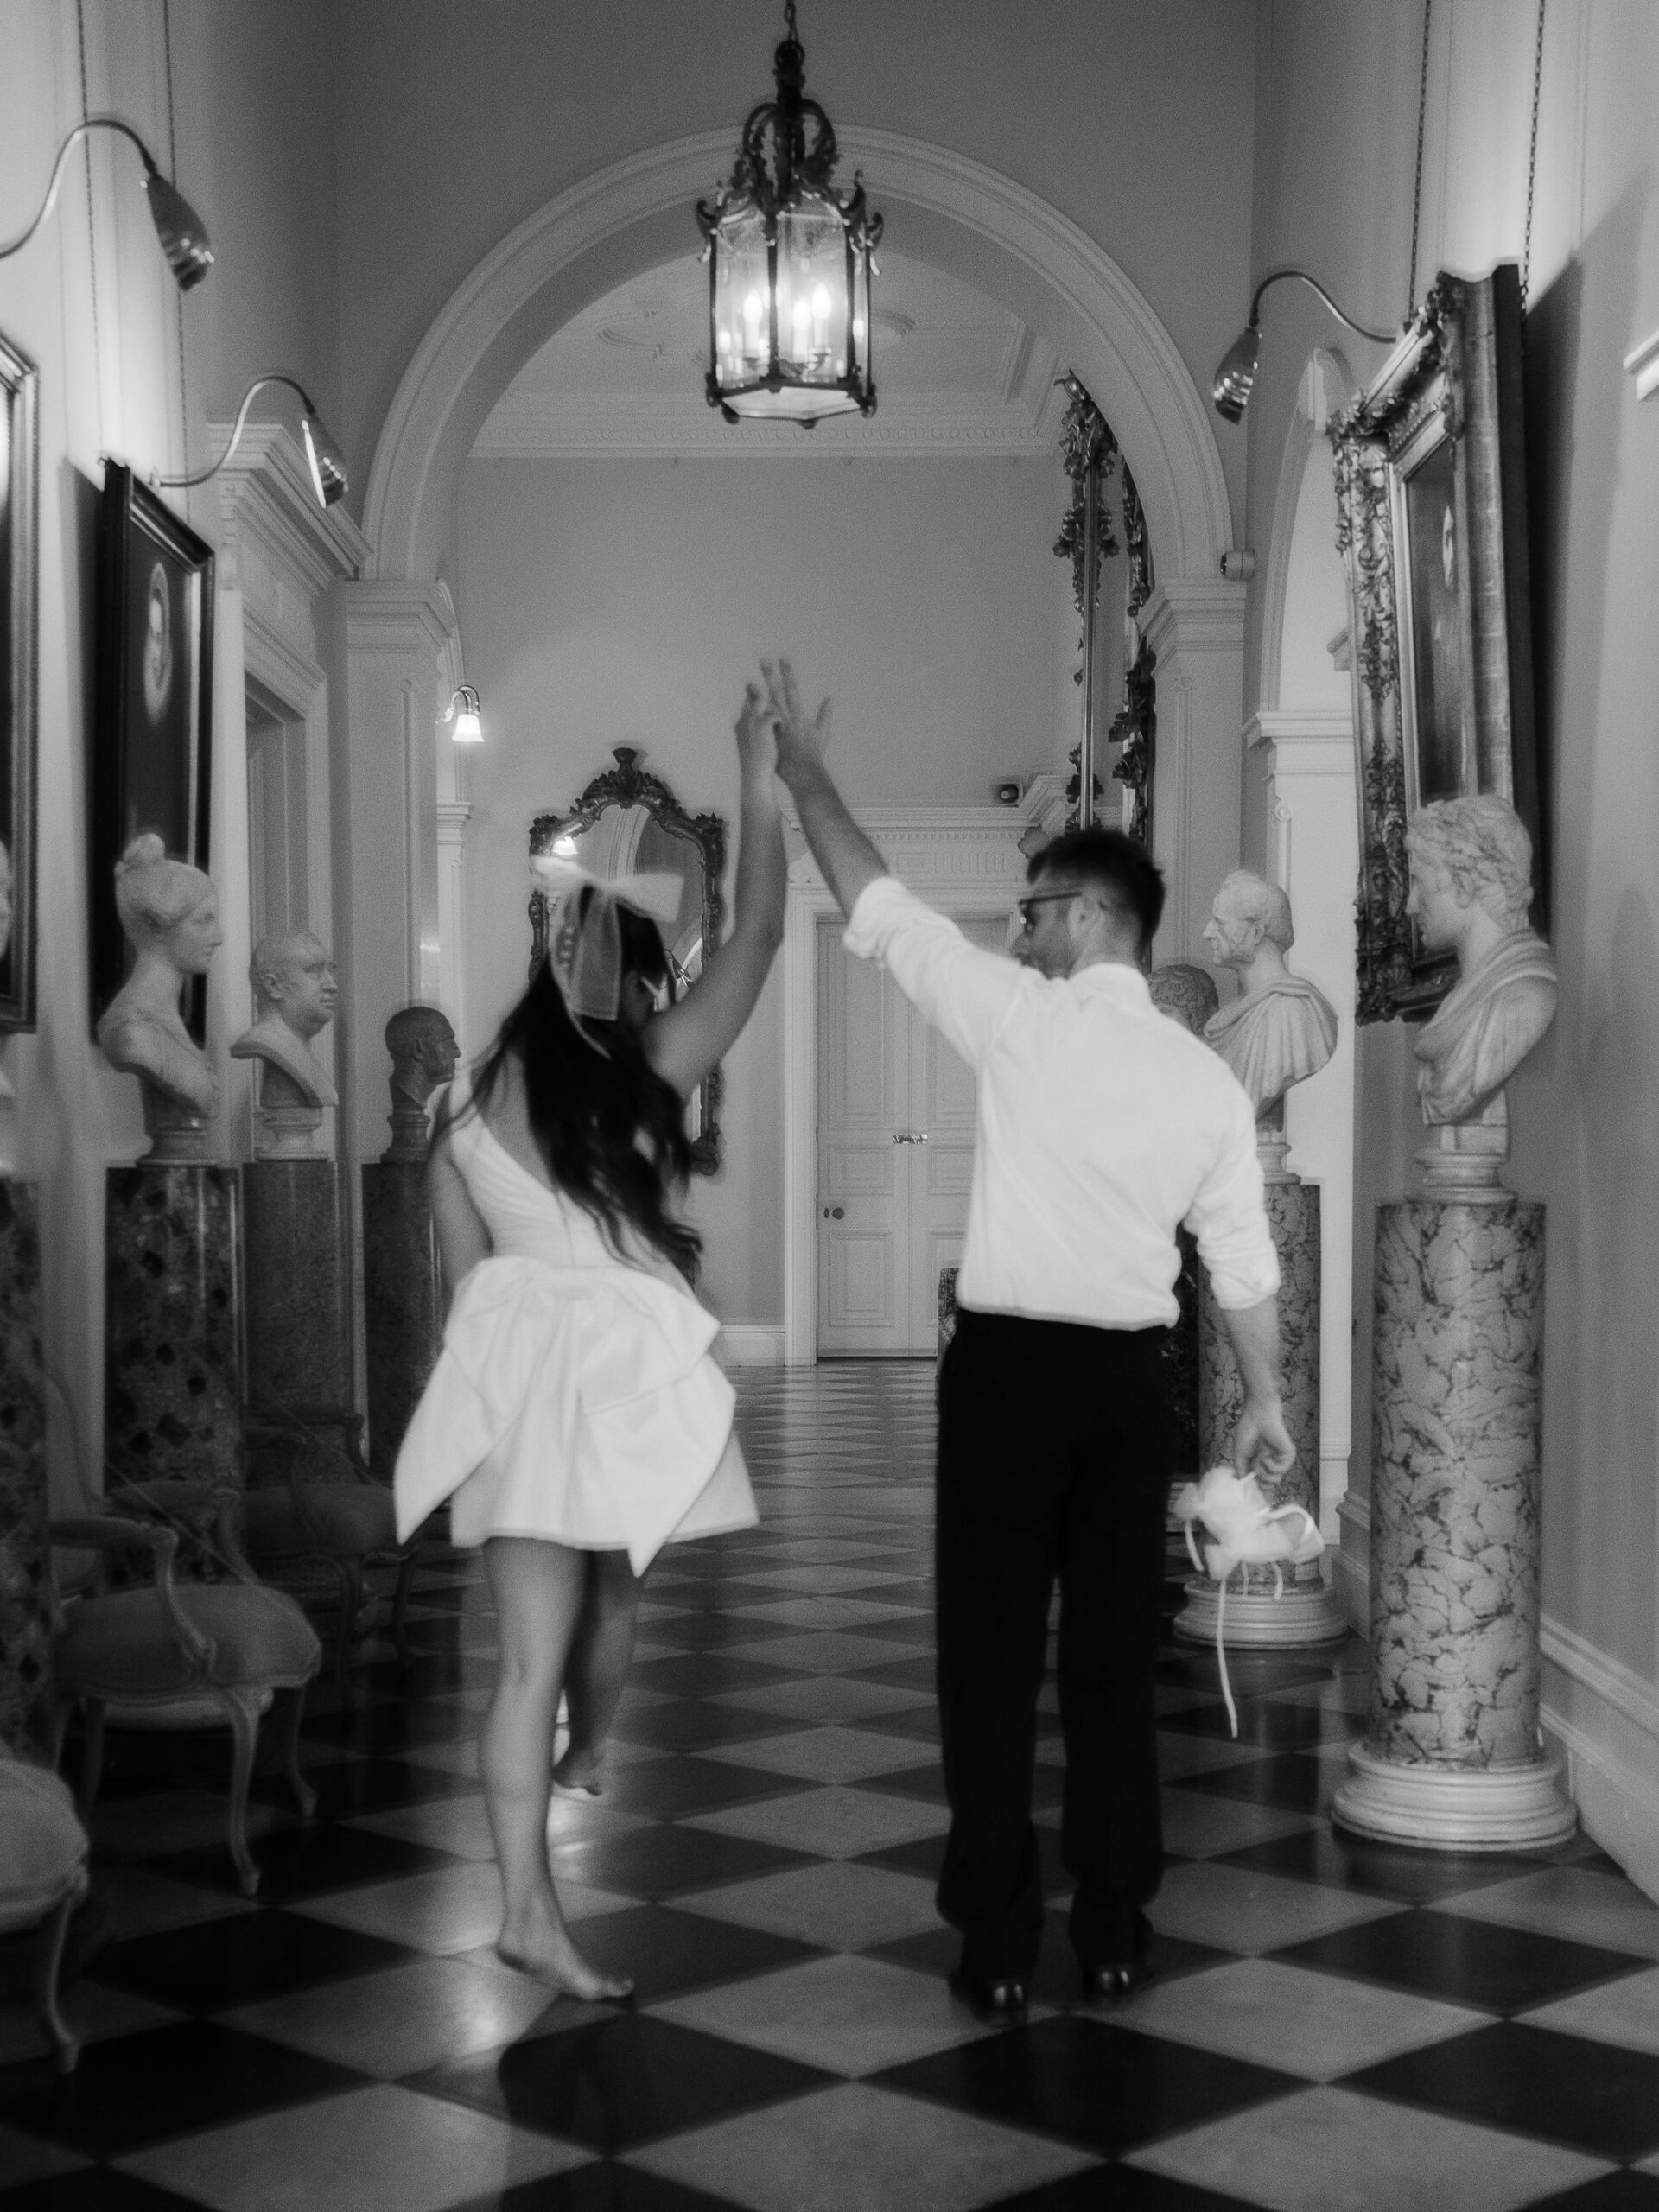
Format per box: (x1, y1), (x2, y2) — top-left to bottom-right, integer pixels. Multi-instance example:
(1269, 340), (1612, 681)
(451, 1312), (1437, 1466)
(231, 930), (340, 1109)
(383, 1005), (461, 1160)
(1201, 870), (1338, 1119)
(1407, 796), (1555, 1127)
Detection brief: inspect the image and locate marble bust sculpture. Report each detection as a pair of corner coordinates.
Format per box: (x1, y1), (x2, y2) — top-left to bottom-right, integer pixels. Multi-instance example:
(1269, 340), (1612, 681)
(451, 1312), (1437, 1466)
(383, 1005), (460, 1161)
(95, 833), (222, 1158)
(1149, 961), (1220, 1039)
(1407, 796), (1556, 1129)
(1201, 870), (1338, 1120)
(231, 931), (340, 1109)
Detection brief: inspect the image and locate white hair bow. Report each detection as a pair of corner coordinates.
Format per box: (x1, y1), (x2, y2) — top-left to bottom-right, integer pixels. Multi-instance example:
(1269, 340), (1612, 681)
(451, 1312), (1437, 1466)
(530, 845), (683, 1056)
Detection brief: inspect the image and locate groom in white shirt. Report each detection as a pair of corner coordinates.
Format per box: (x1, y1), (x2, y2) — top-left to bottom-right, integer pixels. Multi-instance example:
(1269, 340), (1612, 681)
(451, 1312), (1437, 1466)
(765, 662), (1294, 2015)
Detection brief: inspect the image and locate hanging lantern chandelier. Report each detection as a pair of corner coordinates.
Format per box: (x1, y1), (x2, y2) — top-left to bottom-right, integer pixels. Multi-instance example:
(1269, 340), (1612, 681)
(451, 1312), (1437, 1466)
(696, 2), (882, 429)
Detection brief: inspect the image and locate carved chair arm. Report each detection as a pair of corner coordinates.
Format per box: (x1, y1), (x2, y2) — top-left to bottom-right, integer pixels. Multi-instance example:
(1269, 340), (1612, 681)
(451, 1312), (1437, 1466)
(48, 1514), (216, 1671)
(250, 1401), (376, 1484)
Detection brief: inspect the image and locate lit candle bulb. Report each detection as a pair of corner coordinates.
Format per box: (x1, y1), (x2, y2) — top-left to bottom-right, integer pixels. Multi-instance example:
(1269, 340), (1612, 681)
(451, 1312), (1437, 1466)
(811, 282), (831, 358)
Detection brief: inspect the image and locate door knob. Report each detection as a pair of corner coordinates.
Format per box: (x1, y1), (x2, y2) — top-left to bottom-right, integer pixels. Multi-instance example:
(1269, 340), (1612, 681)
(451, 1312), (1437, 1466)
(891, 1131), (931, 1145)
(823, 1205), (844, 1219)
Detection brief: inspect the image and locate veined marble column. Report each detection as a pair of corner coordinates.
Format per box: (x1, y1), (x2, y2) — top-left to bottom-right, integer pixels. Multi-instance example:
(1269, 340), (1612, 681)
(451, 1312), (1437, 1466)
(1178, 1147), (1344, 1647)
(242, 1158), (350, 1409)
(105, 1166), (242, 1488)
(362, 1162), (442, 1478)
(1332, 1173), (1573, 1848)
(0, 1179), (51, 1751)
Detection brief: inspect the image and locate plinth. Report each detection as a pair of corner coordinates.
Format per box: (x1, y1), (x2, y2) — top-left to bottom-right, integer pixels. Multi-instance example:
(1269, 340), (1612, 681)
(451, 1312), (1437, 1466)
(0, 1180), (50, 1750)
(1332, 1171), (1574, 1849)
(242, 1159), (350, 1408)
(1178, 1172), (1344, 1647)
(362, 1160), (442, 1478)
(105, 1165), (241, 1487)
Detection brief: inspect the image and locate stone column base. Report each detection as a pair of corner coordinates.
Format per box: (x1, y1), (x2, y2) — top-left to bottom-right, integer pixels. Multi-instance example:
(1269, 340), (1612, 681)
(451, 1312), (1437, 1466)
(1173, 1573), (1346, 1648)
(1332, 1739), (1577, 1852)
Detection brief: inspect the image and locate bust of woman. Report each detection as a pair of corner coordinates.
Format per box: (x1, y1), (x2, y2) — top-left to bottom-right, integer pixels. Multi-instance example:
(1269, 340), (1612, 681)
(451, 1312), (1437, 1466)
(95, 833), (223, 1157)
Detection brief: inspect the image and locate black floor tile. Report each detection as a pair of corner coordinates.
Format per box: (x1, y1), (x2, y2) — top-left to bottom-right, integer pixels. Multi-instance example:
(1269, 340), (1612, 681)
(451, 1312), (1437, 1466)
(1172, 1751), (1338, 1815)
(149, 1821), (461, 1901)
(870, 2014), (1300, 2156)
(1278, 1908), (1649, 2013)
(627, 1654), (798, 1698)
(857, 1824), (1071, 1898)
(1524, 2177), (1659, 2212)
(986, 2168), (1260, 2211)
(541, 1905), (825, 2005)
(837, 1655), (941, 1691)
(0, 2022), (365, 2158)
(1344, 2020), (1659, 2161)
(300, 1699), (478, 1755)
(607, 1702), (814, 1753)
(0, 2174), (207, 2211)
(546, 1824), (818, 1901)
(1156, 1700), (1363, 1751)
(87, 1908), (418, 2010)
(454, 2164), (751, 2212)
(872, 1918), (1229, 2010)
(856, 1761), (1061, 1810)
(254, 1755), (478, 1821)
(594, 1756), (821, 1821)
(1215, 1826), (1556, 1904)
(638, 1614), (808, 1652)
(832, 1618), (938, 1649)
(416, 2013), (831, 2152)
(849, 1705), (942, 1745)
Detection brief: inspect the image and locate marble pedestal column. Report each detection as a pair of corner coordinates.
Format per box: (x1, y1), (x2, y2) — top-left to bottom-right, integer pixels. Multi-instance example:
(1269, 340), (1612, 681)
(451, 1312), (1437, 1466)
(242, 1160), (350, 1408)
(362, 1162), (442, 1478)
(1332, 1184), (1574, 1849)
(0, 1180), (51, 1751)
(1177, 1174), (1344, 1647)
(105, 1166), (242, 1488)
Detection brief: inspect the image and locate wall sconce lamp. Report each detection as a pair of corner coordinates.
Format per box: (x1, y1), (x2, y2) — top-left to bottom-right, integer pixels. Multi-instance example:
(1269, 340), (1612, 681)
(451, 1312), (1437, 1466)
(1211, 269), (1394, 422)
(443, 686), (483, 745)
(159, 373), (347, 507)
(0, 115), (213, 288)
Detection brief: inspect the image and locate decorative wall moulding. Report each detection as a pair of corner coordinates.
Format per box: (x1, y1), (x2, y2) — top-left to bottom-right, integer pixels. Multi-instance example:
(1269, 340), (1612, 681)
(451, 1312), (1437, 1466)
(210, 422), (368, 598)
(471, 387), (1067, 461)
(1624, 327), (1659, 403)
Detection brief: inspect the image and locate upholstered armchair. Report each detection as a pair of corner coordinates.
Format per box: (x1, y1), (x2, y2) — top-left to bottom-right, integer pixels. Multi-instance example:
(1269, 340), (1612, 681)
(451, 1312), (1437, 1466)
(48, 1499), (321, 1898)
(239, 1403), (418, 1694)
(0, 1745), (90, 2072)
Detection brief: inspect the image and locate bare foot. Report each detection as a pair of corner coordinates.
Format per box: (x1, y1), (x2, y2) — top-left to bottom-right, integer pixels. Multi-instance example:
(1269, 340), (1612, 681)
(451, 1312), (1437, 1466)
(496, 1907), (632, 2001)
(550, 1747), (603, 1799)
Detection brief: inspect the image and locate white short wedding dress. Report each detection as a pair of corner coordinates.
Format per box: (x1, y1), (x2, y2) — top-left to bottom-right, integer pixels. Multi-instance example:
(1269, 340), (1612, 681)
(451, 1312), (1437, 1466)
(394, 1066), (756, 1573)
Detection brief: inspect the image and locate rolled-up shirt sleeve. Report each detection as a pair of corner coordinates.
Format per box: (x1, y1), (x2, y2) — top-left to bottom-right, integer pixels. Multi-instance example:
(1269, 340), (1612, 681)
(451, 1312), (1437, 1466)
(1185, 1085), (1281, 1310)
(843, 876), (1023, 1071)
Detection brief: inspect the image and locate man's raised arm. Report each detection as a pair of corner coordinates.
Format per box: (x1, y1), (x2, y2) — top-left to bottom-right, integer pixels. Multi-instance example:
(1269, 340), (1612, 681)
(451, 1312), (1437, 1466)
(763, 659), (887, 920)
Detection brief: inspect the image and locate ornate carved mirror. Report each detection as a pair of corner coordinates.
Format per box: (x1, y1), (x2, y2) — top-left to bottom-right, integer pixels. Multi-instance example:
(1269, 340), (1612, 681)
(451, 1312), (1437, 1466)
(529, 747), (728, 1173)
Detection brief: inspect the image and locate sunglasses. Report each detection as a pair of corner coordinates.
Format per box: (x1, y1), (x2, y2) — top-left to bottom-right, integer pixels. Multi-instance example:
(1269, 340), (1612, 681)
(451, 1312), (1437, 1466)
(1014, 888), (1081, 932)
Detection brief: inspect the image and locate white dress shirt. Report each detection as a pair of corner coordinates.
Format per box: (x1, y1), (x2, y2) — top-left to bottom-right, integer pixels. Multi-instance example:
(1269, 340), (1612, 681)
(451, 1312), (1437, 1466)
(843, 876), (1279, 1330)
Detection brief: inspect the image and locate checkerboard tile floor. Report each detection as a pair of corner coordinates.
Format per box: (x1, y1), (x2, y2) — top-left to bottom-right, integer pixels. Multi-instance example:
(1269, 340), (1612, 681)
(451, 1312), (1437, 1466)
(5, 1362), (1659, 2210)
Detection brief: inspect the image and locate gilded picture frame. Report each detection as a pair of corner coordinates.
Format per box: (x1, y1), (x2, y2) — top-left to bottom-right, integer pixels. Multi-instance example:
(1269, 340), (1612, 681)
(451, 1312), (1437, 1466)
(528, 747), (728, 1175)
(1332, 264), (1541, 1023)
(0, 331), (39, 1032)
(92, 462), (216, 1041)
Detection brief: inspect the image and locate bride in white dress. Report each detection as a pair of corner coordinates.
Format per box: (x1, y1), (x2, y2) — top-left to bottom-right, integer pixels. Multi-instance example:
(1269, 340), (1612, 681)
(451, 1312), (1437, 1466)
(396, 681), (785, 1998)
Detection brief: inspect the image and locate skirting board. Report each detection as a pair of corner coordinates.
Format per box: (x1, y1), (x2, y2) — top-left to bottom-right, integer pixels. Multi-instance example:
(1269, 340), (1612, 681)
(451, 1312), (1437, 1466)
(1543, 1614), (1659, 1906)
(1332, 1490), (1370, 1637)
(715, 1325), (785, 1368)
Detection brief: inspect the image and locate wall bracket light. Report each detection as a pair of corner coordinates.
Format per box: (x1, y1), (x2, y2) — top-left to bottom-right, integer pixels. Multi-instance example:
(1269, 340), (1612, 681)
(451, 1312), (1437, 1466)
(696, 1), (882, 428)
(0, 115), (212, 288)
(1211, 268), (1395, 423)
(159, 373), (347, 507)
(442, 686), (483, 745)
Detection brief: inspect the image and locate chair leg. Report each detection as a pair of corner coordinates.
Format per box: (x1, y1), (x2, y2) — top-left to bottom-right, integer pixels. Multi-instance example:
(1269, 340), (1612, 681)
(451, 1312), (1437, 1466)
(35, 1880), (86, 2075)
(76, 1704), (106, 1821)
(219, 1690), (264, 1897)
(280, 1685), (318, 1820)
(391, 1549), (417, 1669)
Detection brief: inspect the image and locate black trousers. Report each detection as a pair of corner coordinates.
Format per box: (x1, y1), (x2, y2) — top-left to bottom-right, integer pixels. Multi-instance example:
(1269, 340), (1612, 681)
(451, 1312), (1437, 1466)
(935, 1308), (1172, 1981)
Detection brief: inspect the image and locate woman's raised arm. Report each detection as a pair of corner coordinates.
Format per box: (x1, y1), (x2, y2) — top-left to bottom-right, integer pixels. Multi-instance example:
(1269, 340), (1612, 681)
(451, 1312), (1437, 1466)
(643, 683), (786, 1097)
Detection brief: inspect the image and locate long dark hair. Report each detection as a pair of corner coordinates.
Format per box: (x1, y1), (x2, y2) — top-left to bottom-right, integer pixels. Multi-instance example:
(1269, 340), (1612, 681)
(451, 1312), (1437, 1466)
(463, 898), (700, 1281)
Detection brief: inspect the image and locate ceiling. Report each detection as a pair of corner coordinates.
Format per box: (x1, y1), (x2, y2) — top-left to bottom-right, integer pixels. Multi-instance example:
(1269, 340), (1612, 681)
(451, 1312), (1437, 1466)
(472, 248), (1067, 460)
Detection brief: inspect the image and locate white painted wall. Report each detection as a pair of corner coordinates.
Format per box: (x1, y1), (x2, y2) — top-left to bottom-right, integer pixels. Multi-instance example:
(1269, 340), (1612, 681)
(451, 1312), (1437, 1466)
(454, 453), (1077, 1323)
(1243, 0), (1659, 1894)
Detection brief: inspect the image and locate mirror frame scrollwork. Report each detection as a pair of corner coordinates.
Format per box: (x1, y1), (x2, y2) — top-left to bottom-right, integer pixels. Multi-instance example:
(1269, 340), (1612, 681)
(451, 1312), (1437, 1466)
(528, 747), (728, 1174)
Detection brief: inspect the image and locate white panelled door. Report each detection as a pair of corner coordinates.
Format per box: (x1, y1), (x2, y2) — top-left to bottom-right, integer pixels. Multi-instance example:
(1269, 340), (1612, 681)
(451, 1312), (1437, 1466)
(816, 913), (1007, 1356)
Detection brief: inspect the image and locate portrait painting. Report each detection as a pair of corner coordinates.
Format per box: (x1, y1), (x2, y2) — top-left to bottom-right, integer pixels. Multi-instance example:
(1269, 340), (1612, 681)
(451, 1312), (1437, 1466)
(1332, 264), (1541, 1023)
(0, 330), (38, 1032)
(92, 463), (214, 1039)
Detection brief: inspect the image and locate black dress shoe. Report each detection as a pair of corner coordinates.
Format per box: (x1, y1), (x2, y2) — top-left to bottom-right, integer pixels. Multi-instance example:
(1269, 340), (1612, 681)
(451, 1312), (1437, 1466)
(1081, 1955), (1149, 2002)
(949, 1967), (1029, 2019)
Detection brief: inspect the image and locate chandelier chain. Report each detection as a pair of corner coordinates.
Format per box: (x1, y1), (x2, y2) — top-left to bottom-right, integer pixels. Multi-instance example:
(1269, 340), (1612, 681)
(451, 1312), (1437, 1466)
(1522, 0), (1546, 309)
(1407, 0), (1432, 319)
